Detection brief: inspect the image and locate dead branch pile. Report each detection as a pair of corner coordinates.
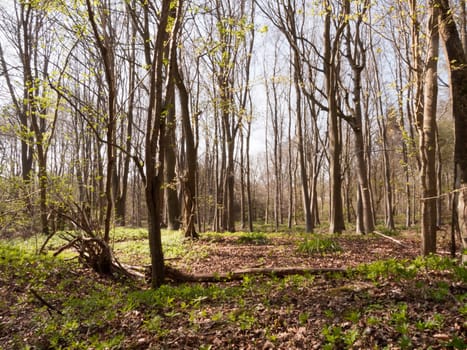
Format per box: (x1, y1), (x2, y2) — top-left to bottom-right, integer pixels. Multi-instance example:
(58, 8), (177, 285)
(54, 232), (128, 277)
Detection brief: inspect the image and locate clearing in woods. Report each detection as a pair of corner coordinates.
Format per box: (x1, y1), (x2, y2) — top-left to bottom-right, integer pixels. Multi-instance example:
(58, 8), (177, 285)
(0, 227), (466, 349)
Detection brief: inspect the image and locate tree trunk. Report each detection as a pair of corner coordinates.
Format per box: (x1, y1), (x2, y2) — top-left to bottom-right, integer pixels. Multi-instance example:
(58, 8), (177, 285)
(419, 3), (439, 255)
(146, 175), (165, 287)
(382, 129), (395, 231)
(293, 71), (313, 233)
(349, 62), (373, 234)
(240, 132), (246, 230)
(437, 0), (467, 262)
(174, 51), (198, 239)
(85, 0), (117, 243)
(324, 6), (345, 234)
(245, 119), (254, 232)
(127, 0), (176, 287)
(164, 92), (181, 231)
(289, 38), (312, 233)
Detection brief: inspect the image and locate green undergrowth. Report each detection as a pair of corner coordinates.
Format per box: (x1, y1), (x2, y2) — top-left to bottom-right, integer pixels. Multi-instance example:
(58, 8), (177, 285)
(354, 255), (466, 283)
(0, 242), (316, 349)
(297, 234), (342, 255)
(200, 230), (283, 245)
(1, 232), (466, 349)
(236, 232), (270, 245)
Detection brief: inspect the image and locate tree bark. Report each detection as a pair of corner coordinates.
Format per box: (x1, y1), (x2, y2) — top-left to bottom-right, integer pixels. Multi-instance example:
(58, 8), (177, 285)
(128, 0), (177, 287)
(292, 51), (313, 233)
(174, 47), (198, 239)
(437, 0), (467, 262)
(324, 5), (346, 234)
(419, 2), (439, 255)
(164, 89), (181, 231)
(344, 0), (374, 234)
(85, 0), (117, 243)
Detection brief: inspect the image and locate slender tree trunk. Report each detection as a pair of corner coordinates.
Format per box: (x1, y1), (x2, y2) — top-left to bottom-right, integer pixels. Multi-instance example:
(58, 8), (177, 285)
(436, 126), (443, 227)
(146, 173), (165, 287)
(245, 115), (254, 232)
(164, 92), (180, 231)
(291, 50), (313, 233)
(287, 75), (294, 230)
(240, 132), (246, 230)
(348, 51), (373, 233)
(382, 124), (395, 230)
(265, 115), (270, 226)
(128, 0), (176, 287)
(86, 0), (117, 243)
(419, 2), (439, 255)
(324, 7), (345, 234)
(174, 49), (198, 239)
(116, 11), (138, 226)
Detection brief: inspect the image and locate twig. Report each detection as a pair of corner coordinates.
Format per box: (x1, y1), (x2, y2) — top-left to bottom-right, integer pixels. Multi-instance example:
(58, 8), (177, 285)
(420, 186), (467, 201)
(39, 229), (58, 254)
(373, 231), (404, 245)
(53, 237), (79, 257)
(30, 288), (63, 315)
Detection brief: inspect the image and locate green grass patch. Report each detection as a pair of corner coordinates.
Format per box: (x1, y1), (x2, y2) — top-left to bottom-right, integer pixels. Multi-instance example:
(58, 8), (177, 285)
(128, 282), (244, 310)
(200, 231), (226, 243)
(355, 255), (461, 282)
(111, 227), (148, 241)
(236, 232), (270, 245)
(297, 235), (342, 255)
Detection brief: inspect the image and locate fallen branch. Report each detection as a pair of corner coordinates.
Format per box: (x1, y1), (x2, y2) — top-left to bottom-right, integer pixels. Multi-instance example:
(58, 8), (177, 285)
(164, 265), (347, 283)
(373, 231), (403, 245)
(53, 237), (79, 257)
(39, 229), (58, 254)
(30, 288), (63, 315)
(119, 264), (146, 279)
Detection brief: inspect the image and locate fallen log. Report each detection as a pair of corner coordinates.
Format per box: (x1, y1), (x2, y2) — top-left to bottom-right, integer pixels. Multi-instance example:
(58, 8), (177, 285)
(164, 265), (347, 283)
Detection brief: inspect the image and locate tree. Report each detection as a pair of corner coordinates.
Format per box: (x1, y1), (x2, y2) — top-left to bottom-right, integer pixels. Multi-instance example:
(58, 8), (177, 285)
(173, 37), (199, 239)
(163, 66), (181, 231)
(0, 0), (65, 236)
(263, 39), (285, 232)
(323, 0), (347, 233)
(256, 0), (316, 233)
(419, 1), (439, 255)
(85, 0), (118, 245)
(436, 0), (467, 262)
(343, 0), (374, 234)
(125, 0), (182, 287)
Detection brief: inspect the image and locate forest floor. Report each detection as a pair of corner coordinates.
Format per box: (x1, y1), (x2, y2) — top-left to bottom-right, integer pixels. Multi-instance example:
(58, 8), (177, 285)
(0, 227), (466, 349)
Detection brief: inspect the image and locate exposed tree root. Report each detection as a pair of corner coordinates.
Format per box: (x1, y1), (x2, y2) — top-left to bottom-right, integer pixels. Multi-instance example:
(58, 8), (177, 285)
(54, 233), (131, 278)
(163, 265), (347, 283)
